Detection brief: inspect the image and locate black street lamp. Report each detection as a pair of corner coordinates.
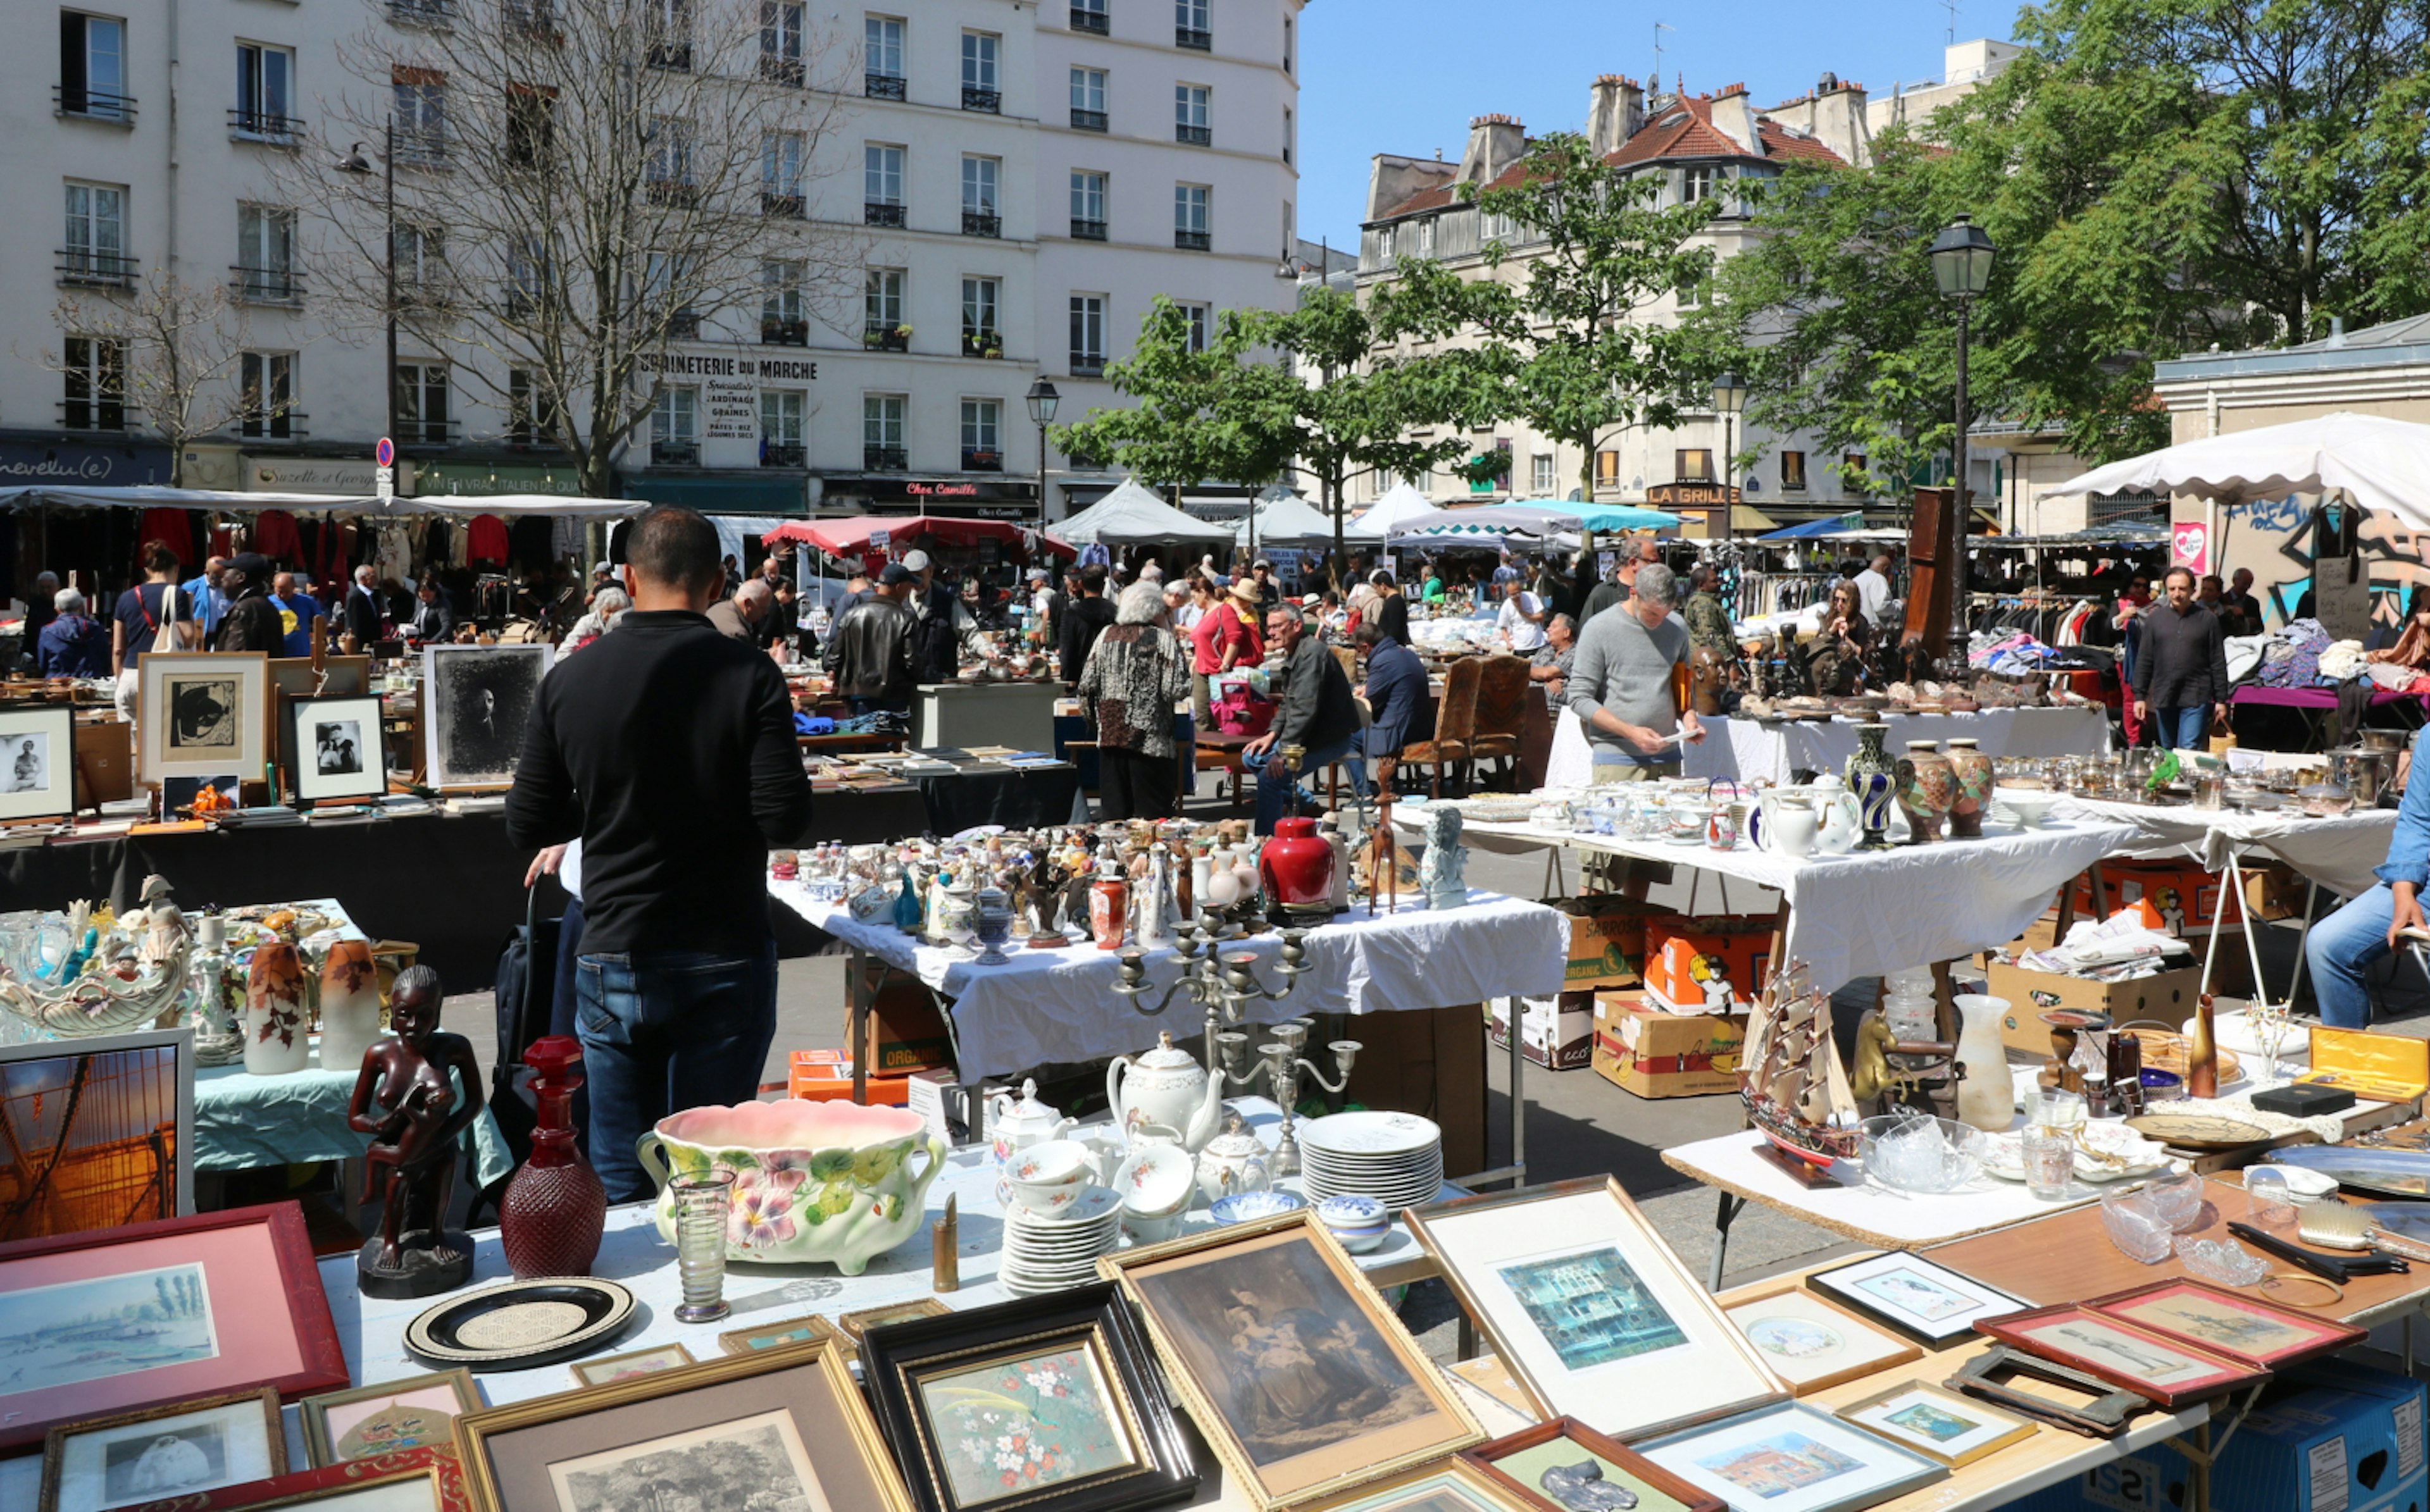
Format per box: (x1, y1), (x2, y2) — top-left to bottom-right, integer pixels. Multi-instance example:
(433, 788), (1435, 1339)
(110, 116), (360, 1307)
(335, 127), (398, 447)
(1025, 377), (1060, 531)
(1710, 369), (1746, 506)
(1929, 213), (1995, 635)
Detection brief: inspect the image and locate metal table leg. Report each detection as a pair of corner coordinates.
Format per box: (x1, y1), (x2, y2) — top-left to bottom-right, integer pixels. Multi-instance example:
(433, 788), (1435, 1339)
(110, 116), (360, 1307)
(1707, 1189), (1746, 1291)
(2286, 879), (2321, 1011)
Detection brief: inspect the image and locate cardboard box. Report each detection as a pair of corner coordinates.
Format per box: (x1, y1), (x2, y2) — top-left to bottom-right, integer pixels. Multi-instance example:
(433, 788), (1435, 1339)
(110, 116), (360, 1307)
(1590, 991), (1747, 1098)
(1553, 897), (1667, 989)
(1981, 960), (2203, 1055)
(850, 964), (954, 1074)
(1642, 915), (1773, 1012)
(72, 717), (131, 808)
(787, 1048), (913, 1105)
(1488, 991), (1594, 1071)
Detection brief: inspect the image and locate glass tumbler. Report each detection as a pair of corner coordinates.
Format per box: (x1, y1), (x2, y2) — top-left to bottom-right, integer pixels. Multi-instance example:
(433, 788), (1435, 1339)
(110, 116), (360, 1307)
(2021, 1127), (2075, 1201)
(670, 1171), (737, 1323)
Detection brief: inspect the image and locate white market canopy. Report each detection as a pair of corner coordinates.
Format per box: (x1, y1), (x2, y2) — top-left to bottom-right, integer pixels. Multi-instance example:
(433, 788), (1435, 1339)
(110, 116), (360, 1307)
(2051, 411), (2430, 529)
(1233, 490), (1340, 548)
(1344, 481), (1438, 540)
(1387, 503), (1585, 542)
(1053, 479), (1233, 545)
(0, 484), (642, 518)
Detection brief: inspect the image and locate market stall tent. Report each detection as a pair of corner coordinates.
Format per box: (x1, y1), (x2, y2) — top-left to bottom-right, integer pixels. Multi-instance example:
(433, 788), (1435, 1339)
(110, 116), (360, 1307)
(1344, 481), (1442, 539)
(0, 484), (641, 517)
(761, 514), (1075, 564)
(2052, 411), (2430, 528)
(1052, 480), (1232, 546)
(1563, 502), (1684, 532)
(1388, 503), (1585, 542)
(1233, 490), (1338, 548)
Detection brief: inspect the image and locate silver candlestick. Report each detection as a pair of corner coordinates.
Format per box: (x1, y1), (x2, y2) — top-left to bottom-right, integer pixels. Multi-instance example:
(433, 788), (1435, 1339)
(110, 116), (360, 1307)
(1112, 920), (1312, 1074)
(1237, 1018), (1359, 1177)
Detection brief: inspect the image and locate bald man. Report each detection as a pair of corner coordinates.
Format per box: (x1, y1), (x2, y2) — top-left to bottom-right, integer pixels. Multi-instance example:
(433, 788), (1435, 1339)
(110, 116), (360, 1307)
(270, 571), (323, 657)
(707, 576), (771, 645)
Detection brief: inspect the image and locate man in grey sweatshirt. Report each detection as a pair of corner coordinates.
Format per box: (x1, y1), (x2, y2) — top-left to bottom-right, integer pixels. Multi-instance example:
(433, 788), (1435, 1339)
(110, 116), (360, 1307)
(1567, 562), (1704, 895)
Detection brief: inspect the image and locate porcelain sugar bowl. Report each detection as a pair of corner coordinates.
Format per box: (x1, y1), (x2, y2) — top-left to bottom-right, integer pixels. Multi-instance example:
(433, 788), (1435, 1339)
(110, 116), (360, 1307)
(1194, 1111), (1272, 1206)
(1106, 1031), (1226, 1153)
(636, 1100), (945, 1275)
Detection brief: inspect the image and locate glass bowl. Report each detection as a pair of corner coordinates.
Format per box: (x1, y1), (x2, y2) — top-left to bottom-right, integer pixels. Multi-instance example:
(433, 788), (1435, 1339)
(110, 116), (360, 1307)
(1857, 1114), (1985, 1194)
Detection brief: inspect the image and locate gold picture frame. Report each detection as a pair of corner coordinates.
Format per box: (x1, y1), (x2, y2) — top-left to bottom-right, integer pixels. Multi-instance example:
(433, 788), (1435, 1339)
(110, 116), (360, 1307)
(453, 1337), (914, 1512)
(1831, 1380), (2037, 1469)
(1719, 1282), (1922, 1396)
(716, 1311), (839, 1357)
(1290, 1455), (1542, 1512)
(570, 1343), (696, 1389)
(837, 1298), (954, 1362)
(39, 1386), (286, 1512)
(1097, 1209), (1481, 1511)
(301, 1369), (482, 1466)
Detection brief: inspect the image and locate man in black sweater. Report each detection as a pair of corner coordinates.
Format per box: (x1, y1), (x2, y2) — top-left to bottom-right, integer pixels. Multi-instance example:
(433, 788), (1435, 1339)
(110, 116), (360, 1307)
(506, 507), (812, 1201)
(1057, 564), (1117, 686)
(2131, 566), (2231, 752)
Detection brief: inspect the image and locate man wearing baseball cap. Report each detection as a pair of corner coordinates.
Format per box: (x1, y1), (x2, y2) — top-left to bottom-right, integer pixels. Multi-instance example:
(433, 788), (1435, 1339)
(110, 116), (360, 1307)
(215, 552), (287, 654)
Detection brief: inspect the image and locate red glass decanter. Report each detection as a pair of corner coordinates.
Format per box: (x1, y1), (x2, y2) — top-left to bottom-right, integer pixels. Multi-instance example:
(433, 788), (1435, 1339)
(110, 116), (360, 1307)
(499, 1035), (608, 1278)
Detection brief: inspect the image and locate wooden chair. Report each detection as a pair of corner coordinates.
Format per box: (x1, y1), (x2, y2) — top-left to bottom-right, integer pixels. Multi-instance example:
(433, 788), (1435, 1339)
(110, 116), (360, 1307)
(1397, 656), (1481, 799)
(1470, 654), (1531, 789)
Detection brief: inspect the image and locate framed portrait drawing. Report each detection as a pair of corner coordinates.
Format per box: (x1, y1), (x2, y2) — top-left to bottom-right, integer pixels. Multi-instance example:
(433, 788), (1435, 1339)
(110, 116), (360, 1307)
(0, 1027), (195, 1242)
(136, 652), (270, 785)
(1463, 1417), (1724, 1512)
(1404, 1178), (1783, 1439)
(2082, 1280), (2365, 1372)
(302, 1370), (483, 1466)
(717, 1312), (838, 1358)
(288, 695), (387, 805)
(1292, 1457), (1545, 1512)
(39, 1387), (285, 1512)
(861, 1284), (1197, 1512)
(80, 1447), (467, 1511)
(1832, 1382), (2035, 1469)
(1100, 1210), (1481, 1511)
(0, 1199), (349, 1455)
(1974, 1304), (2267, 1410)
(0, 704), (76, 824)
(570, 1344), (695, 1389)
(1636, 1403), (1946, 1512)
(421, 643), (551, 793)
(1805, 1252), (2028, 1346)
(452, 1335), (914, 1512)
(1719, 1286), (1920, 1397)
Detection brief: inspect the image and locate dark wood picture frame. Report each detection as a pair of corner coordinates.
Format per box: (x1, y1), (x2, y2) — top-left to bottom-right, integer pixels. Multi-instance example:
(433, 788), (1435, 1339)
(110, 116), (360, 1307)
(39, 1386), (285, 1512)
(1462, 1416), (1724, 1512)
(1805, 1251), (2031, 1347)
(860, 1284), (1198, 1512)
(1975, 1303), (2269, 1410)
(2081, 1279), (2367, 1372)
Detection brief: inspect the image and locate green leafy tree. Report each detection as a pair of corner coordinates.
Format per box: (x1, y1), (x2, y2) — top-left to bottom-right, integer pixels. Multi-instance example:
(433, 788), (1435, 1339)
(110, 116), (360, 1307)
(1049, 297), (1299, 499)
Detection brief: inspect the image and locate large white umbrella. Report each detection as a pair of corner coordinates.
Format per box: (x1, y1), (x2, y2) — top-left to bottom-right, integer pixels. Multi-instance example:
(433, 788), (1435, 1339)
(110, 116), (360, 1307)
(1343, 481), (1438, 539)
(1053, 479), (1233, 546)
(2051, 411), (2430, 528)
(1387, 503), (1585, 541)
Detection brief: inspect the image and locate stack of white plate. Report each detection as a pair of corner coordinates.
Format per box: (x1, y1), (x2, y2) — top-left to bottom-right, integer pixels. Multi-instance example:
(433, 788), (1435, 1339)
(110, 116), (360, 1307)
(1000, 1187), (1122, 1296)
(1299, 1111), (1444, 1211)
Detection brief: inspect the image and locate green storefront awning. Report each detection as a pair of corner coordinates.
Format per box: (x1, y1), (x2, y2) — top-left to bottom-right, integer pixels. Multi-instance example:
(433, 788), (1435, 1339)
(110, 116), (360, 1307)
(618, 473), (810, 516)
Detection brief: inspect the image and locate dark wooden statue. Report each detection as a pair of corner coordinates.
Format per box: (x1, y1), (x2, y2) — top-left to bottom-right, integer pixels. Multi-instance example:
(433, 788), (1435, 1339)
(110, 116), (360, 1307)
(347, 964), (484, 1298)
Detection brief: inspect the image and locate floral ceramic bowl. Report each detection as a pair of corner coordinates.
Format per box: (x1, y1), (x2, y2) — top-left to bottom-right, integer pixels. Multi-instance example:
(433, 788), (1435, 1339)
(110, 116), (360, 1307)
(1112, 1143), (1195, 1218)
(637, 1101), (945, 1275)
(1209, 1189), (1305, 1225)
(1005, 1139), (1093, 1215)
(1315, 1194), (1391, 1253)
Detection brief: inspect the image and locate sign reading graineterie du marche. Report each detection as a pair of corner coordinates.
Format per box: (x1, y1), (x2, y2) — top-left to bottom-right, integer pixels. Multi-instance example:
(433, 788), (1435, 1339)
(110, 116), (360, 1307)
(634, 352), (819, 382)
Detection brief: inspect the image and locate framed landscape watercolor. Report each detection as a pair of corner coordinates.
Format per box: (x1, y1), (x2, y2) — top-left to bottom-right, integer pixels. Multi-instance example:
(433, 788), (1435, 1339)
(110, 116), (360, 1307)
(1463, 1417), (1724, 1512)
(838, 1298), (954, 1361)
(861, 1285), (1195, 1512)
(1975, 1304), (2267, 1409)
(1102, 1210), (1481, 1511)
(570, 1344), (695, 1389)
(453, 1335), (914, 1512)
(1832, 1382), (2035, 1469)
(39, 1387), (285, 1512)
(1720, 1286), (1920, 1397)
(1805, 1251), (2028, 1346)
(0, 1200), (347, 1454)
(718, 1311), (839, 1357)
(2082, 1280), (2365, 1372)
(302, 1370), (483, 1466)
(1636, 1403), (1945, 1512)
(1405, 1177), (1783, 1438)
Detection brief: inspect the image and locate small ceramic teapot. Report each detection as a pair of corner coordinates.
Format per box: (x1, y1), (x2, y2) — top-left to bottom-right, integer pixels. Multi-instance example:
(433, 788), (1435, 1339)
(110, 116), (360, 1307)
(1810, 785), (1864, 854)
(1107, 1031), (1226, 1153)
(1194, 1112), (1271, 1206)
(1755, 790), (1819, 858)
(987, 1079), (1076, 1201)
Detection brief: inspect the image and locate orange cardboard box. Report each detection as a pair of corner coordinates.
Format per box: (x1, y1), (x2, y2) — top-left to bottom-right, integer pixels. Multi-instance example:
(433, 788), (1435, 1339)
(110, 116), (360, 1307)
(1642, 915), (1773, 1012)
(788, 1049), (914, 1105)
(1554, 896), (1668, 989)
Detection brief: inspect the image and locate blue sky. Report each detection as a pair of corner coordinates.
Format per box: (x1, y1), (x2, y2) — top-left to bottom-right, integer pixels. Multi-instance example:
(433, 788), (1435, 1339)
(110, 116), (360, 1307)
(1295, 0), (2017, 248)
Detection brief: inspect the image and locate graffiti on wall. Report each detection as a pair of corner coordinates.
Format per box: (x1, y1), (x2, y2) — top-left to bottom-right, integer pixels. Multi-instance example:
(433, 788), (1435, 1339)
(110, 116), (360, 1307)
(2223, 499), (2430, 631)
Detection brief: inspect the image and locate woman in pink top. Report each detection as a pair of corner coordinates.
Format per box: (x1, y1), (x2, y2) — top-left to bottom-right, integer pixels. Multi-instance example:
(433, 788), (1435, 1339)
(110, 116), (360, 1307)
(1190, 579), (1264, 726)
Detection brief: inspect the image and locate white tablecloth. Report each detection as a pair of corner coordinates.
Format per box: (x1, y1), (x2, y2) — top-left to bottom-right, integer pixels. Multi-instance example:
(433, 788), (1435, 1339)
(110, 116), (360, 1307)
(2059, 798), (2396, 901)
(773, 883), (1571, 1078)
(1684, 706), (2113, 785)
(1664, 1129), (2104, 1249)
(1389, 813), (2139, 995)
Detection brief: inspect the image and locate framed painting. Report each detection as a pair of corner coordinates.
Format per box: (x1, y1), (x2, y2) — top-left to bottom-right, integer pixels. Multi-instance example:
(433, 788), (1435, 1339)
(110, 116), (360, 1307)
(0, 1027), (195, 1242)
(1831, 1382), (2036, 1470)
(1463, 1417), (1724, 1512)
(1404, 1177), (1783, 1439)
(717, 1312), (839, 1357)
(1719, 1285), (1921, 1397)
(288, 695), (387, 805)
(1099, 1210), (1481, 1511)
(1292, 1457), (1545, 1512)
(1975, 1304), (2267, 1409)
(136, 652), (270, 785)
(570, 1344), (695, 1389)
(452, 1335), (914, 1512)
(302, 1370), (483, 1466)
(861, 1284), (1197, 1512)
(1805, 1252), (2029, 1346)
(39, 1387), (285, 1512)
(420, 644), (551, 793)
(270, 656), (372, 701)
(0, 1199), (349, 1454)
(0, 703), (76, 824)
(1636, 1403), (1946, 1512)
(2083, 1280), (2367, 1372)
(98, 1447), (466, 1511)
(838, 1298), (953, 1361)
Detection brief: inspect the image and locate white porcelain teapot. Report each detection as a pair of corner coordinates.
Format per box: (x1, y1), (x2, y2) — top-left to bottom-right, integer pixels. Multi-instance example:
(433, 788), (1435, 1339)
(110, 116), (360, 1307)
(1195, 1111), (1272, 1206)
(987, 1077), (1077, 1193)
(1754, 790), (1820, 858)
(1106, 1031), (1226, 1153)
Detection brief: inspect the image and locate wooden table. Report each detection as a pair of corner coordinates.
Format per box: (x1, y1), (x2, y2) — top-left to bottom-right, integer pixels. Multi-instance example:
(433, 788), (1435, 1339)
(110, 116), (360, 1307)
(1196, 729), (1254, 807)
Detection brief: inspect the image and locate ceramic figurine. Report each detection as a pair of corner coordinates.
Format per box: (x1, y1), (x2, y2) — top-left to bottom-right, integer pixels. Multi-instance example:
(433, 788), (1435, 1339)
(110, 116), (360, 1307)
(499, 1035), (608, 1278)
(317, 937), (385, 1072)
(243, 927), (312, 1075)
(347, 966), (483, 1297)
(1419, 805), (1469, 910)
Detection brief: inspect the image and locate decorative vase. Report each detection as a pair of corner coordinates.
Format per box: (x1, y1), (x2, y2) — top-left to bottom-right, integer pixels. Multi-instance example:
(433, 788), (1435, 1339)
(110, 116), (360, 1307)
(1893, 741), (1956, 845)
(500, 1035), (608, 1278)
(1945, 738), (1995, 839)
(2187, 993), (2219, 1099)
(890, 869), (921, 932)
(1952, 994), (2016, 1131)
(1845, 722), (1897, 850)
(637, 1101), (947, 1275)
(243, 934), (310, 1075)
(1260, 817), (1335, 926)
(316, 938), (384, 1073)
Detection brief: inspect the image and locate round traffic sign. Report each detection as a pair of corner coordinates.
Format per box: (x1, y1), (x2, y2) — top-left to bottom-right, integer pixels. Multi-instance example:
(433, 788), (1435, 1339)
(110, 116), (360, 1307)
(375, 437), (396, 468)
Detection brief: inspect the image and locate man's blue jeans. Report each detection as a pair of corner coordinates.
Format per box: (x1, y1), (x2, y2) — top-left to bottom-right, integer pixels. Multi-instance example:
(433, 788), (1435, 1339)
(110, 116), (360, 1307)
(577, 943), (779, 1202)
(1247, 732), (1369, 834)
(2153, 704), (2209, 750)
(2307, 883), (2400, 1030)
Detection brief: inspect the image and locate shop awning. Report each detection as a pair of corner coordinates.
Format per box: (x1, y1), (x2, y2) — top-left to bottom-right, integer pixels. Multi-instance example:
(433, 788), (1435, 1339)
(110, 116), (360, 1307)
(1731, 504), (1781, 533)
(762, 515), (1076, 561)
(0, 484), (641, 517)
(1755, 512), (1869, 541)
(1566, 502), (1685, 532)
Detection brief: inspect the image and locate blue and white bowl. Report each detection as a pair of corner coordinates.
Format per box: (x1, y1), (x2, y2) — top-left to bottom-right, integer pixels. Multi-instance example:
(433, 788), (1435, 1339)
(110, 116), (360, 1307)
(1315, 1194), (1392, 1253)
(1209, 1189), (1305, 1225)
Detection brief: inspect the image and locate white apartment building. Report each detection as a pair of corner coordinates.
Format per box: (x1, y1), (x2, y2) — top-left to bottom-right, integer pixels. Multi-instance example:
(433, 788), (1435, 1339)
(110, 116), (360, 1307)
(0, 0), (1300, 578)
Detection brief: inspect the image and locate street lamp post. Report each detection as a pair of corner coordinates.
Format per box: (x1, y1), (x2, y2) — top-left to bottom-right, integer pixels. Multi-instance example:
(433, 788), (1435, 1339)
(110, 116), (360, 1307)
(1710, 370), (1747, 526)
(1025, 377), (1060, 534)
(335, 125), (398, 445)
(1928, 213), (1996, 641)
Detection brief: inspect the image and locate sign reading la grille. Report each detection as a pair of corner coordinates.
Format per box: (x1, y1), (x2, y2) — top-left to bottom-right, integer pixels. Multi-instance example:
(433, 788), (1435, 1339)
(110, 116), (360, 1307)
(1645, 482), (1740, 506)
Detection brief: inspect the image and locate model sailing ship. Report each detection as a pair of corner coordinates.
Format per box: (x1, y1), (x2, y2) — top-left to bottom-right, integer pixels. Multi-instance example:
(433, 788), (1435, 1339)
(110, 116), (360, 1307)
(1740, 956), (1860, 1171)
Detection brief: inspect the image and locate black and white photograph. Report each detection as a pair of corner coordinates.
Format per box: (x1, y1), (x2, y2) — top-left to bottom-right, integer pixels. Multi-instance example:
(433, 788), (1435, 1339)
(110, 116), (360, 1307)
(40, 1387), (282, 1512)
(0, 708), (73, 824)
(316, 720), (364, 775)
(104, 1421), (227, 1500)
(546, 1411), (831, 1512)
(287, 695), (389, 805)
(423, 644), (551, 792)
(137, 654), (269, 785)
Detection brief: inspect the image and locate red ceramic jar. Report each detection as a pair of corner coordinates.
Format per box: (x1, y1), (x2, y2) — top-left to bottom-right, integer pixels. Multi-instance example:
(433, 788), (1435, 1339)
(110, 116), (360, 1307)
(1259, 817), (1336, 923)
